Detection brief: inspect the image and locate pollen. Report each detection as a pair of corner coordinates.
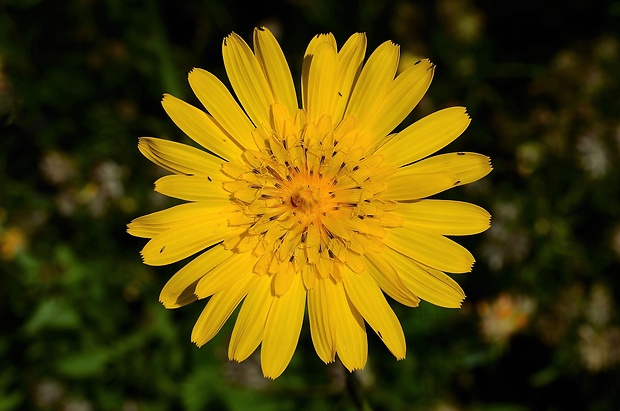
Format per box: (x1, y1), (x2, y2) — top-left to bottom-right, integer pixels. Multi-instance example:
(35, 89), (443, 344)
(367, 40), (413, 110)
(290, 184), (326, 213)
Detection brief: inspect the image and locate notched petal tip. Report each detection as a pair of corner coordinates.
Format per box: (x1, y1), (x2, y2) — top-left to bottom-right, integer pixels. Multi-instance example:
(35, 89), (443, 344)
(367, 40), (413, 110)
(463, 107), (472, 119)
(223, 31), (242, 47)
(159, 298), (178, 309)
(262, 373), (276, 381)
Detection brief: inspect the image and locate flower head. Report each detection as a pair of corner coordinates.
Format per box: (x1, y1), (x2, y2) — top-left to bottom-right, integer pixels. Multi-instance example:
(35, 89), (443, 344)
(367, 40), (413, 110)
(128, 27), (492, 379)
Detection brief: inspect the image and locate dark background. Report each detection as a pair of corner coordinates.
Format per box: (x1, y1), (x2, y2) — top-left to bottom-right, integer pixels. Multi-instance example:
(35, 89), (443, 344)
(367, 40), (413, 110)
(1, 0), (620, 410)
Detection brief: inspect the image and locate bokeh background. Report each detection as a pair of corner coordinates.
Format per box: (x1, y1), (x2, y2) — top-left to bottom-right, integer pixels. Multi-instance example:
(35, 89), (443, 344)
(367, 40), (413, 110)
(2, 0), (620, 410)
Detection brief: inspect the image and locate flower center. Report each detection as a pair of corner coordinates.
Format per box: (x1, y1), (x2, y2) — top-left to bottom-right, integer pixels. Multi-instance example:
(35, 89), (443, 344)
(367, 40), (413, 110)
(291, 184), (324, 213)
(219, 106), (400, 290)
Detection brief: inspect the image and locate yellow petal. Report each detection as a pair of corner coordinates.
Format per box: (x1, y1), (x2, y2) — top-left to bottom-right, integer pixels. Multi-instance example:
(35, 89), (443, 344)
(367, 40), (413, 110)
(382, 171), (459, 201)
(401, 152), (492, 185)
(195, 251), (256, 299)
(159, 244), (232, 308)
(397, 200), (491, 235)
(140, 212), (228, 266)
(229, 274), (273, 362)
(191, 272), (256, 347)
(321, 209), (352, 240)
(154, 175), (230, 203)
(223, 32), (274, 129)
(301, 33), (337, 111)
(138, 137), (224, 177)
(376, 107), (471, 166)
(161, 94), (243, 160)
(342, 267), (406, 360)
(332, 33), (367, 123)
(382, 247), (465, 308)
(332, 280), (367, 371)
(261, 274), (306, 379)
(188, 68), (255, 149)
(345, 40), (399, 135)
(304, 33), (337, 57)
(365, 253), (420, 307)
(253, 27), (298, 117)
(304, 40), (338, 123)
(365, 59), (435, 143)
(272, 262), (295, 296)
(384, 227), (475, 273)
(308, 278), (337, 363)
(128, 202), (227, 239)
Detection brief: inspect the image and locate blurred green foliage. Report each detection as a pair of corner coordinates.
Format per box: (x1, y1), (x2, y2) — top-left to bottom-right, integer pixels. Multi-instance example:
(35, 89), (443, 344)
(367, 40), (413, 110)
(1, 0), (620, 410)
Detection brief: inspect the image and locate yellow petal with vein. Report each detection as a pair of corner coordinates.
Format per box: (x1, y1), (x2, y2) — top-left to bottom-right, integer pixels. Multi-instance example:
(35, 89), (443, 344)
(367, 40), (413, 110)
(140, 213), (228, 266)
(304, 41), (338, 123)
(302, 33), (337, 111)
(159, 244), (231, 308)
(161, 94), (242, 160)
(138, 137), (223, 176)
(342, 267), (406, 360)
(308, 278), (337, 363)
(188, 68), (255, 149)
(382, 171), (459, 201)
(127, 202), (226, 239)
(261, 274), (306, 379)
(223, 33), (274, 129)
(229, 274), (273, 362)
(345, 41), (399, 134)
(402, 152), (492, 185)
(384, 227), (475, 273)
(377, 107), (471, 166)
(383, 247), (465, 308)
(332, 33), (366, 123)
(191, 272), (256, 347)
(154, 175), (230, 202)
(253, 27), (298, 117)
(332, 280), (367, 371)
(321, 211), (352, 240)
(366, 59), (434, 143)
(398, 200), (491, 235)
(272, 262), (295, 296)
(365, 253), (420, 307)
(195, 252), (256, 299)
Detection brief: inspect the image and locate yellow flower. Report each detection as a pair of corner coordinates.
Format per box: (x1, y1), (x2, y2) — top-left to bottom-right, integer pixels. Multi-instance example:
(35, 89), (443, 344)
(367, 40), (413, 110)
(128, 27), (492, 379)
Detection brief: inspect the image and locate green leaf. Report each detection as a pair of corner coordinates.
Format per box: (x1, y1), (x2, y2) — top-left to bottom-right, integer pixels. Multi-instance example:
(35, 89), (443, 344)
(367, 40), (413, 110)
(23, 299), (81, 335)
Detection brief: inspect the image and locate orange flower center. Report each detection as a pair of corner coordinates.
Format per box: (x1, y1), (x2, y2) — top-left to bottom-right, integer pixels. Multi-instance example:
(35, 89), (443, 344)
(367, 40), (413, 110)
(290, 184), (325, 213)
